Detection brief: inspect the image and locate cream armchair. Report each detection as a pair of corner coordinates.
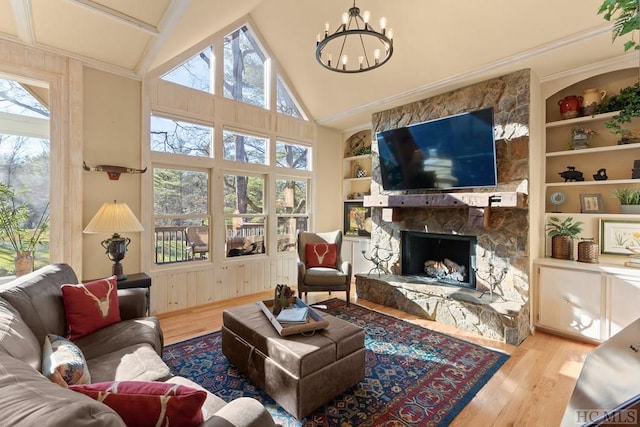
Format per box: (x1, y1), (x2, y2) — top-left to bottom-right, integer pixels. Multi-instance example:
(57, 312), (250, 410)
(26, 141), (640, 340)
(296, 230), (352, 306)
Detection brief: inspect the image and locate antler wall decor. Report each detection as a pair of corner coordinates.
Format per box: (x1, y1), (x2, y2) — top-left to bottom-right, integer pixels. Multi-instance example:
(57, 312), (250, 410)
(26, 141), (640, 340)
(83, 161), (147, 180)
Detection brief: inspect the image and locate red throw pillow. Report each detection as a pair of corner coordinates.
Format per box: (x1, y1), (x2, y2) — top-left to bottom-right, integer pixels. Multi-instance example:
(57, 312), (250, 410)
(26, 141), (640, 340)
(305, 243), (338, 268)
(69, 381), (206, 427)
(61, 276), (120, 340)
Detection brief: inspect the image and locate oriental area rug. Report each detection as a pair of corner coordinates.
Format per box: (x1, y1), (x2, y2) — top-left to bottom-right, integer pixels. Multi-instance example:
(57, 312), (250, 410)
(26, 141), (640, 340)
(163, 298), (509, 426)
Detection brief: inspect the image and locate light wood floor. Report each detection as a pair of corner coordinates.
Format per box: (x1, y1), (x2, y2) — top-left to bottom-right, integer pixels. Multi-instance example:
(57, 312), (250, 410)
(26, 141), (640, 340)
(158, 290), (595, 426)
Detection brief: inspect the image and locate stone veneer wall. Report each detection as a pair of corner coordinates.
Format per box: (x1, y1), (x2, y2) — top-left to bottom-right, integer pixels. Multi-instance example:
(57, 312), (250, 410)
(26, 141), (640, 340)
(364, 69), (532, 344)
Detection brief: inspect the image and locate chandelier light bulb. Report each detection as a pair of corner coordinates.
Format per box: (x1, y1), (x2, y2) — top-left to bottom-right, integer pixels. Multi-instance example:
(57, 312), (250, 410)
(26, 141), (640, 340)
(363, 10), (370, 23)
(388, 28), (393, 41)
(342, 54), (348, 65)
(342, 13), (348, 25)
(379, 17), (387, 30)
(374, 49), (380, 64)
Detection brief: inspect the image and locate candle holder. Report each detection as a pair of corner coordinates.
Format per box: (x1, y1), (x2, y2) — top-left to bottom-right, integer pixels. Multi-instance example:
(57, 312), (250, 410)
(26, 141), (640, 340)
(361, 243), (392, 276)
(476, 261), (508, 301)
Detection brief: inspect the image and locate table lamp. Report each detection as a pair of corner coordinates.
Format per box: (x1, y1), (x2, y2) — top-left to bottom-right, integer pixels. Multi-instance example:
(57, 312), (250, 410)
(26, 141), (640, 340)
(84, 201), (143, 280)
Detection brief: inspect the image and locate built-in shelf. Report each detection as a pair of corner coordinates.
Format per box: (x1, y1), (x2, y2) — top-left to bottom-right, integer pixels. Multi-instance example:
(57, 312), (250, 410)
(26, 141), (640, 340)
(363, 192), (527, 209)
(545, 111), (619, 128)
(547, 178), (640, 187)
(546, 142), (640, 157)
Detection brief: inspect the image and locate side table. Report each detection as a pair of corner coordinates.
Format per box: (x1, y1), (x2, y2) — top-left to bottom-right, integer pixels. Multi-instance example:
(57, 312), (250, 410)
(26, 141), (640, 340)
(116, 273), (152, 316)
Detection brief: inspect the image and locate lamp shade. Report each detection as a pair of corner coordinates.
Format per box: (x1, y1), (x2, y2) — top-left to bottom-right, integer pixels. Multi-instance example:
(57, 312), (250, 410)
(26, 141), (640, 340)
(84, 201), (143, 234)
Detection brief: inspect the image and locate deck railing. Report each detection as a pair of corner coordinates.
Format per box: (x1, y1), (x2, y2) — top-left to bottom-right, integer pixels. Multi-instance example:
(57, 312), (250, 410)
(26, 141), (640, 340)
(155, 224), (295, 263)
(154, 226), (190, 264)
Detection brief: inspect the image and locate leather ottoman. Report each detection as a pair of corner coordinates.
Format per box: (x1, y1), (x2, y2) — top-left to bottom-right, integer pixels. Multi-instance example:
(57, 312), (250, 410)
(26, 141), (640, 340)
(221, 302), (365, 419)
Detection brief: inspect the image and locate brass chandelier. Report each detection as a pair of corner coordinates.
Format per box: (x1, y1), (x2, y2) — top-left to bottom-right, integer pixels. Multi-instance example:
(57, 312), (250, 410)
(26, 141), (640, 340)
(315, 1), (393, 73)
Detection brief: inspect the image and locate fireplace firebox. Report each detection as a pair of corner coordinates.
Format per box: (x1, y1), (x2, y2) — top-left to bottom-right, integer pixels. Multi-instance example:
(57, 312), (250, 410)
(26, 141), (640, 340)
(401, 231), (477, 289)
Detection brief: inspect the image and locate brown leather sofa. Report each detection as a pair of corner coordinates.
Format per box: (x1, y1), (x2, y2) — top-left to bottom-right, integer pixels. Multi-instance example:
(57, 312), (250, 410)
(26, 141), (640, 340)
(0, 263), (276, 427)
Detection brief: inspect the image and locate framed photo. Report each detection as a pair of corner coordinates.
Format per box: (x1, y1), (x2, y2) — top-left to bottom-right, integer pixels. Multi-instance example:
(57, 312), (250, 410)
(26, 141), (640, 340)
(580, 193), (604, 213)
(599, 219), (640, 255)
(344, 202), (371, 237)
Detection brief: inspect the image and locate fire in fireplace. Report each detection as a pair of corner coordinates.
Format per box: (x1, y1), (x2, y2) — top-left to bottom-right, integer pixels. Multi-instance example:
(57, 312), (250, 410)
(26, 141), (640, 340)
(401, 231), (477, 289)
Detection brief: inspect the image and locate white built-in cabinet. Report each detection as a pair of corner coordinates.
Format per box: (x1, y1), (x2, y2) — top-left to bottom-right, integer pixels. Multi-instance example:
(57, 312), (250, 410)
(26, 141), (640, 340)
(533, 57), (640, 342)
(534, 258), (640, 342)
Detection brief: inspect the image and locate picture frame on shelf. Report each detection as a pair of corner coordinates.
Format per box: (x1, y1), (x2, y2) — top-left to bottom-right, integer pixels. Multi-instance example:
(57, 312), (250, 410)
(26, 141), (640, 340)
(580, 193), (605, 214)
(599, 219), (640, 255)
(344, 202), (371, 237)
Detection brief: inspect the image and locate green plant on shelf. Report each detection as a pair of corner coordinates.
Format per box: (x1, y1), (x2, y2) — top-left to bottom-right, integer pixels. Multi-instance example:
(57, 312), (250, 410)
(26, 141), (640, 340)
(352, 145), (371, 156)
(545, 216), (583, 238)
(596, 82), (640, 138)
(613, 188), (640, 205)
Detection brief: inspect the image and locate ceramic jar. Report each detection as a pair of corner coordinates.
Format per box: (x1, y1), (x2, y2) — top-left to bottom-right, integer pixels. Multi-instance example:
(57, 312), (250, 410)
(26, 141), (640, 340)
(558, 95), (583, 119)
(582, 88), (607, 115)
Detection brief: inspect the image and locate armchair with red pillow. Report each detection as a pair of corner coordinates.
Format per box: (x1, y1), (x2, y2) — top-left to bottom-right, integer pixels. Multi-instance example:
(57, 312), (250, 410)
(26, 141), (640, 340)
(296, 230), (352, 306)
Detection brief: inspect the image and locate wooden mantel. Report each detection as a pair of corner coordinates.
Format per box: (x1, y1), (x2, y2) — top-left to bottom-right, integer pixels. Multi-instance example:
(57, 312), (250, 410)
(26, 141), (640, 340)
(363, 192), (528, 227)
(363, 192), (527, 208)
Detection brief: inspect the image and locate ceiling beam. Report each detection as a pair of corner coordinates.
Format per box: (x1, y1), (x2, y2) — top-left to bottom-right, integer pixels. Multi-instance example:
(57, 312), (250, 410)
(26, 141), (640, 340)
(10, 0), (35, 45)
(135, 0), (192, 76)
(66, 0), (159, 36)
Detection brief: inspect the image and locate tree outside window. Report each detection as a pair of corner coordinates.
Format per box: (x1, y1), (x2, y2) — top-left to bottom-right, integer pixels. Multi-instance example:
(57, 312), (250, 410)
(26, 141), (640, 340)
(150, 115), (212, 157)
(224, 173), (265, 257)
(223, 25), (267, 108)
(276, 178), (308, 252)
(153, 168), (209, 264)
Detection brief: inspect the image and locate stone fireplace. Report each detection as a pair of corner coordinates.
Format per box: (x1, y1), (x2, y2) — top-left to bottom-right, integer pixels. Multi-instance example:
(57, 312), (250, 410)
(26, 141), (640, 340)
(402, 231), (476, 289)
(355, 69), (532, 345)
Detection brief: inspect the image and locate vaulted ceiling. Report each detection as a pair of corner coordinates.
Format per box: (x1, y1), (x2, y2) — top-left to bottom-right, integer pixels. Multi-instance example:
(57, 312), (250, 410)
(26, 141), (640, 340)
(0, 0), (631, 130)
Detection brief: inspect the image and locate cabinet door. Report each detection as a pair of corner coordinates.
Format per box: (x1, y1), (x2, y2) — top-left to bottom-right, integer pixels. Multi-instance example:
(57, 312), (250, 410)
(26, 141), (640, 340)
(538, 266), (604, 341)
(608, 275), (640, 337)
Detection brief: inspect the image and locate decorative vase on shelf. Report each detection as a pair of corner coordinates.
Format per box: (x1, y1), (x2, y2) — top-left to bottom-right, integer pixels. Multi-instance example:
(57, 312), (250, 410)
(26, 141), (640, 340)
(14, 251), (33, 276)
(558, 95), (583, 119)
(581, 88), (606, 116)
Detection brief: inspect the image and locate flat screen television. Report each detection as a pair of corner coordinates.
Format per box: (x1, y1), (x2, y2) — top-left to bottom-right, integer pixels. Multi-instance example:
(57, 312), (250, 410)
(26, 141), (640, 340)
(376, 107), (498, 191)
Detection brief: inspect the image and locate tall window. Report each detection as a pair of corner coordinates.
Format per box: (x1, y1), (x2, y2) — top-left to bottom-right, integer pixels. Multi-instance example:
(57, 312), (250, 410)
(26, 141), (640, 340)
(161, 46), (213, 93)
(0, 78), (50, 277)
(223, 25), (267, 108)
(223, 173), (265, 258)
(276, 178), (308, 252)
(153, 168), (209, 264)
